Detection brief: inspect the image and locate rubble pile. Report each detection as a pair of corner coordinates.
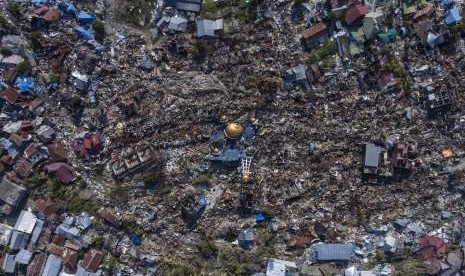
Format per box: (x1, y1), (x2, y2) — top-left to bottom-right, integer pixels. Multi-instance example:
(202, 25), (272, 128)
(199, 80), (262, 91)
(2, 0), (465, 275)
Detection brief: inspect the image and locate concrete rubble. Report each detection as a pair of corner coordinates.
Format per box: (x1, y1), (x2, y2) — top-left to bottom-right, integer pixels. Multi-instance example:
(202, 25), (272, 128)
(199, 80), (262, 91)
(1, 0), (465, 275)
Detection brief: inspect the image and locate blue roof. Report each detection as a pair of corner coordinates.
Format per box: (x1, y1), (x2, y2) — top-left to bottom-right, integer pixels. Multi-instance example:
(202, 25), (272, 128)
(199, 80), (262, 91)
(9, 230), (29, 250)
(241, 120), (256, 145)
(130, 235), (142, 245)
(31, 219), (44, 244)
(313, 244), (355, 261)
(42, 254), (62, 276)
(256, 212), (266, 222)
(78, 11), (96, 25)
(2, 254), (15, 274)
(208, 148), (244, 162)
(76, 26), (94, 40)
(15, 249), (33, 264)
(444, 6), (461, 24)
(15, 77), (35, 93)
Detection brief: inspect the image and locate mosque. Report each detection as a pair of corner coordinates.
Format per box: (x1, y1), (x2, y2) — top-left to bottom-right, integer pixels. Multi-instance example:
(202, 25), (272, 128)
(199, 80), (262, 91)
(207, 120), (256, 164)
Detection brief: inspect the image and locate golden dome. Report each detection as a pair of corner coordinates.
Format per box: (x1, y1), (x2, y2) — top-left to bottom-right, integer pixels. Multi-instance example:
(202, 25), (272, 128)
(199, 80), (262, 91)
(225, 123), (243, 139)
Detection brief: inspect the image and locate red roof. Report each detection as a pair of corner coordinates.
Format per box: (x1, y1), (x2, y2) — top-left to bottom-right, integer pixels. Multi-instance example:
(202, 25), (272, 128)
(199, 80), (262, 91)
(44, 162), (75, 184)
(420, 236), (447, 260)
(43, 9), (60, 22)
(345, 4), (369, 24)
(63, 250), (78, 270)
(2, 87), (20, 104)
(34, 198), (62, 216)
(3, 70), (17, 84)
(24, 143), (38, 158)
(83, 138), (93, 150)
(48, 143), (67, 163)
(91, 134), (102, 150)
(302, 23), (327, 40)
(80, 250), (104, 272)
(27, 253), (46, 276)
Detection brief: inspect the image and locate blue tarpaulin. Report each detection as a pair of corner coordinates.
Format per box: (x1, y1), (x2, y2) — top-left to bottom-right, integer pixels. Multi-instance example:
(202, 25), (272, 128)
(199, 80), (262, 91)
(65, 3), (77, 14)
(444, 6), (461, 24)
(199, 196), (207, 207)
(441, 0), (453, 8)
(76, 26), (94, 40)
(15, 77), (35, 93)
(78, 11), (96, 25)
(32, 0), (48, 7)
(130, 236), (142, 246)
(256, 212), (266, 222)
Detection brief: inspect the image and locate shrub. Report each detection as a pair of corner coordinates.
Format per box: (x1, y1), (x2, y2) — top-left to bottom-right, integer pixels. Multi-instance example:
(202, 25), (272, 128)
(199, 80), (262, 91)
(48, 72), (60, 83)
(121, 218), (142, 236)
(7, 2), (21, 17)
(16, 60), (32, 75)
(0, 14), (9, 27)
(29, 31), (43, 50)
(0, 48), (12, 56)
(306, 40), (338, 63)
(92, 20), (106, 42)
(198, 239), (218, 258)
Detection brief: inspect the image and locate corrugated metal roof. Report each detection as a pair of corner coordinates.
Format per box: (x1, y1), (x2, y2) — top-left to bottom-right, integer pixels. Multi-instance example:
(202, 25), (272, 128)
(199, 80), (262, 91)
(197, 19), (215, 37)
(42, 254), (62, 276)
(176, 2), (201, 12)
(15, 210), (37, 234)
(168, 16), (188, 32)
(9, 230), (30, 250)
(313, 243), (355, 261)
(302, 23), (327, 39)
(2, 253), (16, 274)
(365, 144), (381, 168)
(16, 248), (33, 264)
(31, 218), (44, 244)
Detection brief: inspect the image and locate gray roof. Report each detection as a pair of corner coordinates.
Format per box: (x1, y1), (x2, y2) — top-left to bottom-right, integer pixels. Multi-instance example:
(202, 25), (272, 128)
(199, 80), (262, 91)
(365, 143), (381, 167)
(9, 230), (30, 250)
(31, 218), (44, 244)
(176, 0), (202, 12)
(42, 254), (62, 276)
(0, 177), (26, 206)
(312, 243), (355, 261)
(14, 210), (37, 234)
(56, 223), (81, 240)
(2, 253), (16, 274)
(76, 266), (103, 276)
(15, 248), (33, 264)
(238, 228), (255, 242)
(76, 213), (93, 230)
(156, 15), (170, 28)
(285, 64), (308, 83)
(197, 19), (216, 37)
(168, 16), (188, 32)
